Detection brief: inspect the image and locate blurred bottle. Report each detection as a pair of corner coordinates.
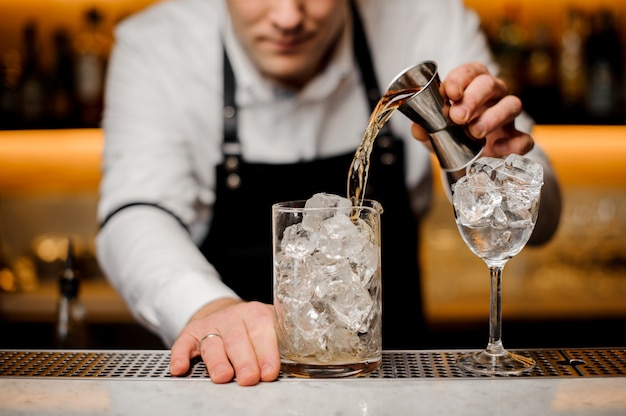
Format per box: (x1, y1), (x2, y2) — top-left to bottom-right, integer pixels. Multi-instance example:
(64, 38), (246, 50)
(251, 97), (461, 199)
(558, 8), (588, 122)
(48, 29), (78, 128)
(522, 22), (560, 123)
(55, 239), (89, 349)
(0, 48), (22, 129)
(491, 5), (526, 98)
(17, 21), (47, 129)
(0, 244), (17, 292)
(0, 255), (17, 293)
(585, 9), (624, 123)
(74, 8), (110, 128)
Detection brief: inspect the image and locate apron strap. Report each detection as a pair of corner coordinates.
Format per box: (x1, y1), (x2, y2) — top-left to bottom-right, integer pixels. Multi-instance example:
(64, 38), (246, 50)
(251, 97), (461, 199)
(223, 48), (238, 147)
(350, 0), (382, 112)
(222, 47), (242, 189)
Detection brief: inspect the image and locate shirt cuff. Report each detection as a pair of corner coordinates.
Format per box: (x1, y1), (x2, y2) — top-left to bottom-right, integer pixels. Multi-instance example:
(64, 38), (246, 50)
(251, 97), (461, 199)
(156, 271), (240, 347)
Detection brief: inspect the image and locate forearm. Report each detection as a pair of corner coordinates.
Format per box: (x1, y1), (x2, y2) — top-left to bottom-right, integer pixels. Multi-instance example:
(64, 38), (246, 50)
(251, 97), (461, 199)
(96, 207), (239, 346)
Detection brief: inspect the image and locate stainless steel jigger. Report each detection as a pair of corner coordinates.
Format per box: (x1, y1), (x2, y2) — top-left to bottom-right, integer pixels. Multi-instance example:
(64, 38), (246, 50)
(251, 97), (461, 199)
(387, 61), (485, 172)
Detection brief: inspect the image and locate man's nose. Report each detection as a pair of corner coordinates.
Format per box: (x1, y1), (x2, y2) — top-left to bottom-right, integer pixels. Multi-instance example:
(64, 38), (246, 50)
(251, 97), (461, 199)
(268, 0), (304, 31)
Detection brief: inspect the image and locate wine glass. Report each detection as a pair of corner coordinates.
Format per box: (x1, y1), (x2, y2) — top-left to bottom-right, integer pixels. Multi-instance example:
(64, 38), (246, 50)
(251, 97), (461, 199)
(451, 156), (543, 375)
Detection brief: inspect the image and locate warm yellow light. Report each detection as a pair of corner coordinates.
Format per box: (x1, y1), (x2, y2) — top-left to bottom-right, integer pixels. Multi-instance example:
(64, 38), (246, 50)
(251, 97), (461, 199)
(0, 268), (17, 292)
(0, 129), (103, 196)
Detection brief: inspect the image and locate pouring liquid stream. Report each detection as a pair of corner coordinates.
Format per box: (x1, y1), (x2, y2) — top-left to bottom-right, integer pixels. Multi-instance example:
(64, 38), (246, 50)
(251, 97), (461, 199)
(347, 88), (421, 217)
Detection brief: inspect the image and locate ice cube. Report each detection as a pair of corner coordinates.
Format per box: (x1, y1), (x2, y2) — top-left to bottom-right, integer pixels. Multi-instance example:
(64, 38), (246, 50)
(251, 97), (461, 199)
(305, 192), (352, 210)
(503, 189), (541, 226)
(317, 214), (360, 260)
(310, 256), (355, 298)
(467, 156), (505, 180)
(491, 206), (508, 228)
(324, 279), (374, 333)
(494, 153), (544, 186)
(348, 240), (379, 287)
(280, 223), (318, 259)
(295, 300), (331, 336)
(452, 172), (502, 225)
(302, 193), (352, 231)
(326, 326), (360, 355)
(283, 300), (332, 357)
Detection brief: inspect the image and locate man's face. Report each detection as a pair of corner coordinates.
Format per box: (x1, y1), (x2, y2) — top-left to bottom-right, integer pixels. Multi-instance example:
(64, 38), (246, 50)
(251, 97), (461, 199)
(226, 0), (349, 90)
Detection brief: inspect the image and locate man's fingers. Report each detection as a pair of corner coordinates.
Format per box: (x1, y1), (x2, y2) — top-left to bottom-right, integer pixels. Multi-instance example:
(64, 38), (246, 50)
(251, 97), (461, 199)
(244, 302), (281, 382)
(216, 304), (266, 386)
(449, 74), (509, 127)
(444, 62), (491, 102)
(467, 94), (522, 138)
(489, 130), (534, 157)
(222, 335), (261, 386)
(169, 332), (200, 376)
(199, 333), (236, 384)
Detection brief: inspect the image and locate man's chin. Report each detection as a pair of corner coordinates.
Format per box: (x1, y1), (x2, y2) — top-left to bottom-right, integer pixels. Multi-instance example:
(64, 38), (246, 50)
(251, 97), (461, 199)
(260, 62), (314, 89)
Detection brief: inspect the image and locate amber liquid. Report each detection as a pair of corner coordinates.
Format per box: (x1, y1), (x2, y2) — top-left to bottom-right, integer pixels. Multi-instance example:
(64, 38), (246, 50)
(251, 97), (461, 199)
(347, 88), (421, 208)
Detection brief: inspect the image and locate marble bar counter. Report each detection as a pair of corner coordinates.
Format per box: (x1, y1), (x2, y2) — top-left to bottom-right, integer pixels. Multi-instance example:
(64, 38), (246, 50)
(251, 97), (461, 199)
(1, 349), (625, 415)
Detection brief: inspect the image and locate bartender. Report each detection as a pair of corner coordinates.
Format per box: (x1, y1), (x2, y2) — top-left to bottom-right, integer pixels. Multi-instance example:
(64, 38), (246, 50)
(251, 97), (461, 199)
(97, 0), (561, 386)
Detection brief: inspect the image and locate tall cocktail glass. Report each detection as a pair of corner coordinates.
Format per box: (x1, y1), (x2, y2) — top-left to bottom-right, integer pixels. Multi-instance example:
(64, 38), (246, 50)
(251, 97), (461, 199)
(272, 194), (382, 378)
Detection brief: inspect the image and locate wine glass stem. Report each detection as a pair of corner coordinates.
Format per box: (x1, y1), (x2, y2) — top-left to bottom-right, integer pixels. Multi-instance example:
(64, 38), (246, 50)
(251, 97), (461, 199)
(486, 264), (506, 356)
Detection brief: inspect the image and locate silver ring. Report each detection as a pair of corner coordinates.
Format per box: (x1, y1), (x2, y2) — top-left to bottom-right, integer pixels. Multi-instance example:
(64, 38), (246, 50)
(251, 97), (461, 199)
(199, 332), (222, 346)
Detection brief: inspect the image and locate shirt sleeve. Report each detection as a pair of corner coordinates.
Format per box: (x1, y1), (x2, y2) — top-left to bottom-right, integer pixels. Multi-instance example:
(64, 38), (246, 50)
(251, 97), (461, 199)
(96, 208), (239, 347)
(96, 4), (234, 346)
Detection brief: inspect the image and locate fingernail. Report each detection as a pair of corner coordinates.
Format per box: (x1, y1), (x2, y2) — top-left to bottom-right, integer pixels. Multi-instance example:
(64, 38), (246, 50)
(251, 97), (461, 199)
(470, 121), (484, 138)
(261, 363), (274, 378)
(236, 367), (259, 386)
(450, 106), (467, 123)
(169, 360), (180, 374)
(239, 366), (255, 379)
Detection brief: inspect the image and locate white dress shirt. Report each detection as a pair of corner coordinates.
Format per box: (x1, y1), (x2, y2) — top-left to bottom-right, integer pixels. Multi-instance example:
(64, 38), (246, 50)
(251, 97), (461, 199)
(97, 0), (558, 346)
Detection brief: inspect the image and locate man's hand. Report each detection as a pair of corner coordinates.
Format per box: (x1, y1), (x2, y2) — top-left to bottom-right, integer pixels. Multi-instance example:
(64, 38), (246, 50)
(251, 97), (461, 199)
(411, 62), (533, 158)
(169, 298), (280, 386)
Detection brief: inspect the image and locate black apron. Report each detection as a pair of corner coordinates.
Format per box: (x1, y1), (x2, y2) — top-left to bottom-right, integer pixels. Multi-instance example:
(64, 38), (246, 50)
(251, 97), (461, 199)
(200, 2), (425, 349)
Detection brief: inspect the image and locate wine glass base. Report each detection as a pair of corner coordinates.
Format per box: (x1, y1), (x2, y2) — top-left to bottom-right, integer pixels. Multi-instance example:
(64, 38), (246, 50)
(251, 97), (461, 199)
(457, 350), (536, 376)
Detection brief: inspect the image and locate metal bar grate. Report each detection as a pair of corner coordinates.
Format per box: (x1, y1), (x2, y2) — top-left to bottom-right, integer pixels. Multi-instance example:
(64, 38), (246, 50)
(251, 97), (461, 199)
(1, 349), (625, 380)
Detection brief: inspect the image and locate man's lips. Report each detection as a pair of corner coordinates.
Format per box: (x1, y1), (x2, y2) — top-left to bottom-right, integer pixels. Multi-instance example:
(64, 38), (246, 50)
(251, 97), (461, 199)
(263, 34), (314, 53)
